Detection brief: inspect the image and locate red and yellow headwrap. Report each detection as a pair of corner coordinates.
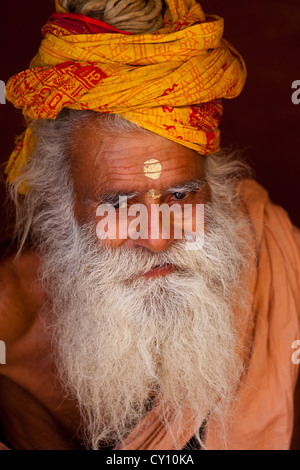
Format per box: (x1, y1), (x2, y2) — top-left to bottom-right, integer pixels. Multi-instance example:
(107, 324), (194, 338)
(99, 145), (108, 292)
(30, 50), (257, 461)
(5, 0), (247, 193)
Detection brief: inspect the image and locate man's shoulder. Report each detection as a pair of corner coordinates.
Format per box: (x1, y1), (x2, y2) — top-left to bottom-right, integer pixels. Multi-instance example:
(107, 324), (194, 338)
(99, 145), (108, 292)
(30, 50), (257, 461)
(238, 178), (299, 240)
(237, 179), (269, 212)
(0, 248), (43, 345)
(237, 178), (300, 273)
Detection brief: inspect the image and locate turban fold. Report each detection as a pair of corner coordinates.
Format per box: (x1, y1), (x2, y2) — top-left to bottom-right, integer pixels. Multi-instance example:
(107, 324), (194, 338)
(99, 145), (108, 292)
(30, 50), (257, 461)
(5, 0), (247, 193)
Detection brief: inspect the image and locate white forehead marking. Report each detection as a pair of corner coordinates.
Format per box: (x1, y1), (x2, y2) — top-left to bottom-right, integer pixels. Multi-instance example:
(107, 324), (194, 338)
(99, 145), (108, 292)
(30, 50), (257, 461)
(143, 159), (162, 180)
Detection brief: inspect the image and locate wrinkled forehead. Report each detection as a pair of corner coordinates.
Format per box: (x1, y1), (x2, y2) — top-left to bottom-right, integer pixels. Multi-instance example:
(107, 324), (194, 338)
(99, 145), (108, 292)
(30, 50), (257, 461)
(69, 118), (205, 198)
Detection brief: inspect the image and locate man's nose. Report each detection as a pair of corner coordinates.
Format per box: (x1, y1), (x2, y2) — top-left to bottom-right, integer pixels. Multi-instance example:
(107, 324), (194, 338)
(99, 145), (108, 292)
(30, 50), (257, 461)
(128, 203), (175, 253)
(132, 233), (174, 253)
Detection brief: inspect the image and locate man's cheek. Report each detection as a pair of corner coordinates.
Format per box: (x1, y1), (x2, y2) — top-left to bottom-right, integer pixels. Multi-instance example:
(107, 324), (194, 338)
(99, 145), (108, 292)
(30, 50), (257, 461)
(95, 208), (128, 248)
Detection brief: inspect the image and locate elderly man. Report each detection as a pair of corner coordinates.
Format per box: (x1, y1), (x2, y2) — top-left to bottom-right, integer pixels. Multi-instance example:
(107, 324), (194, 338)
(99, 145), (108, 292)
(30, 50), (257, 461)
(0, 0), (300, 450)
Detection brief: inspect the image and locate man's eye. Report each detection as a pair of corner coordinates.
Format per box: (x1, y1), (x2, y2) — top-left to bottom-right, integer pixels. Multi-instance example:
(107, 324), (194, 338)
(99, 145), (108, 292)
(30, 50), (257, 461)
(173, 192), (188, 200)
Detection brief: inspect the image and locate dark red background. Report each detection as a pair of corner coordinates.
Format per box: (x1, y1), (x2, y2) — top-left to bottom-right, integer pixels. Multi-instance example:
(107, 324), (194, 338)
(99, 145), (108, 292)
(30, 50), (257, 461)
(1, 0), (299, 229)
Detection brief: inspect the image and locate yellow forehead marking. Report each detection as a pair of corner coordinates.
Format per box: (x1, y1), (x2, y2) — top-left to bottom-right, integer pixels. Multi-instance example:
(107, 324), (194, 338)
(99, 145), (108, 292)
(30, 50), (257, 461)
(143, 159), (162, 180)
(146, 189), (161, 199)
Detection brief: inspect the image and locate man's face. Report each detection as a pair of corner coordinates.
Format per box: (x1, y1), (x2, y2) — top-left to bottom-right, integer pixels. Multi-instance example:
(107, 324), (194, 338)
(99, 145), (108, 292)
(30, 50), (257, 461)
(35, 118), (248, 448)
(70, 120), (210, 257)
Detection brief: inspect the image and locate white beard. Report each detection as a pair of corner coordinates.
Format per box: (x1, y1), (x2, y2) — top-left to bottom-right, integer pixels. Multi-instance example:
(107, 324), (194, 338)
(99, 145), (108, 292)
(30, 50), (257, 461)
(35, 194), (252, 449)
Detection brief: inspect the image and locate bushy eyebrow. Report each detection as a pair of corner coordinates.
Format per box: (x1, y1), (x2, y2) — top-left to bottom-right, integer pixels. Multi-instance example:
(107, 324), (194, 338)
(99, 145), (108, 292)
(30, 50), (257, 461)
(98, 179), (206, 203)
(98, 191), (140, 204)
(164, 179), (206, 194)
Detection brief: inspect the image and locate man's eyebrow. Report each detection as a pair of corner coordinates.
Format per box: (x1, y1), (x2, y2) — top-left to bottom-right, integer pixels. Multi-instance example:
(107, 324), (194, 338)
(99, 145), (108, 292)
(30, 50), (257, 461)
(165, 179), (206, 194)
(98, 191), (140, 203)
(97, 180), (206, 203)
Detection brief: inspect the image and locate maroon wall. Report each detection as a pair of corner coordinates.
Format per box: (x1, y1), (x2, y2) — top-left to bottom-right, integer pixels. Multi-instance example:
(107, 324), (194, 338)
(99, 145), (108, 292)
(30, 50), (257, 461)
(0, 0), (299, 232)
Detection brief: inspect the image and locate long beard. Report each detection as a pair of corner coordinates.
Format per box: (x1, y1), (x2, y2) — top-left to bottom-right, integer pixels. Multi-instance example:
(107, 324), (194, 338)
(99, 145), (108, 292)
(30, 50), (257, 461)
(35, 193), (252, 449)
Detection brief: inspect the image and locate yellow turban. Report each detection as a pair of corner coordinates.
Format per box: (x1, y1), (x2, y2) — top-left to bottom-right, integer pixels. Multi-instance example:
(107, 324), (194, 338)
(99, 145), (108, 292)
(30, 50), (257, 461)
(5, 0), (247, 193)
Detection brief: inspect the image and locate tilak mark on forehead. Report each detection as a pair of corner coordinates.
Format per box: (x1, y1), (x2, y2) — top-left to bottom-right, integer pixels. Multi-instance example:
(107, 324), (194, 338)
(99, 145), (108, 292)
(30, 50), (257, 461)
(143, 159), (162, 180)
